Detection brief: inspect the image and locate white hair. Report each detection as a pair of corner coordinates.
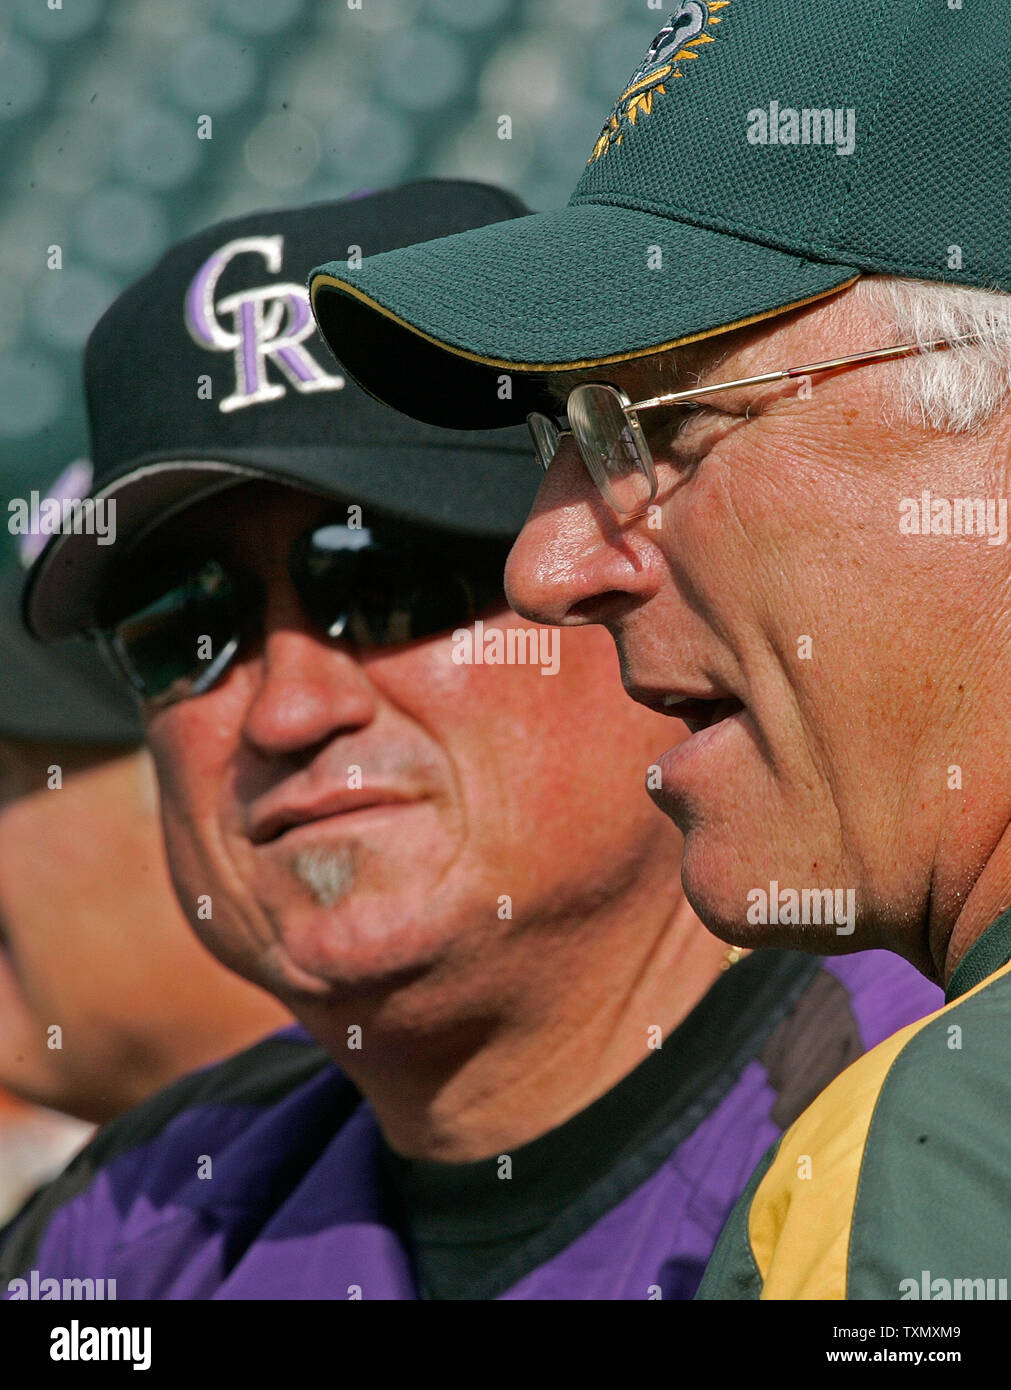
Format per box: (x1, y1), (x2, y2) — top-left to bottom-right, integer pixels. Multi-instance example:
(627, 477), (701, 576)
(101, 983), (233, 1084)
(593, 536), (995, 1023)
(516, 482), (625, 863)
(852, 276), (1011, 434)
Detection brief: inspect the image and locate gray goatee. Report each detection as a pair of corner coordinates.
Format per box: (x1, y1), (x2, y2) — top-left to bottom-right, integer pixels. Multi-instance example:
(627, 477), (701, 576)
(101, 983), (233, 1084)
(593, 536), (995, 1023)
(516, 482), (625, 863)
(292, 845), (357, 907)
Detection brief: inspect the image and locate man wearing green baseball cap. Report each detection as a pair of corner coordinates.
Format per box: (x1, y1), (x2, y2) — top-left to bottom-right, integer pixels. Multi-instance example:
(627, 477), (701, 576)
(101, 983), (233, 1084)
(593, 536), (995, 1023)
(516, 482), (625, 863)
(310, 0), (1005, 428)
(309, 2), (1011, 1299)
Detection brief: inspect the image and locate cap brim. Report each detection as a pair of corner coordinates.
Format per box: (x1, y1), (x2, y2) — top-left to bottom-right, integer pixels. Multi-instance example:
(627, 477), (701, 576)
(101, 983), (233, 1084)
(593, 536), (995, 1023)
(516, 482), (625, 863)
(25, 439), (535, 640)
(311, 203), (861, 429)
(0, 564), (141, 743)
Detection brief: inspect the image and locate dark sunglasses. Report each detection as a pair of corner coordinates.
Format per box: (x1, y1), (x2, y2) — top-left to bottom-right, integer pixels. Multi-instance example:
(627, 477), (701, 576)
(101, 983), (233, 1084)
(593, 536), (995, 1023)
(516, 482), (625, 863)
(93, 520), (511, 709)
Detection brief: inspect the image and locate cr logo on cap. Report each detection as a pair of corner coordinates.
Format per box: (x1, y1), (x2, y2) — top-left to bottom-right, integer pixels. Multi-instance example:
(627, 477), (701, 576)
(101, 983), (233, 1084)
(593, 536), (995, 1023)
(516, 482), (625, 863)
(185, 234), (345, 414)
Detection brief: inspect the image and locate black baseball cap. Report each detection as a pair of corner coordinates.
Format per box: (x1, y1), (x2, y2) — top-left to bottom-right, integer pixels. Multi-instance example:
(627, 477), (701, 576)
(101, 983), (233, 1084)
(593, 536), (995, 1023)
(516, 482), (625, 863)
(25, 181), (537, 642)
(1, 462), (140, 744)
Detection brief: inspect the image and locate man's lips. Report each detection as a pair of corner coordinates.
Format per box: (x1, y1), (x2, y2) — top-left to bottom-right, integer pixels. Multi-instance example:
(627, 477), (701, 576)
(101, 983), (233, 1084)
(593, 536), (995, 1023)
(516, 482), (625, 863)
(249, 789), (423, 845)
(625, 683), (746, 734)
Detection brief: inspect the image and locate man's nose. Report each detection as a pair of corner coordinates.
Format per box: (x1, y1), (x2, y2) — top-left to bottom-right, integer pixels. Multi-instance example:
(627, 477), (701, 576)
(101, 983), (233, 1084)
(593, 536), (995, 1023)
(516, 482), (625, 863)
(505, 443), (660, 629)
(240, 599), (378, 757)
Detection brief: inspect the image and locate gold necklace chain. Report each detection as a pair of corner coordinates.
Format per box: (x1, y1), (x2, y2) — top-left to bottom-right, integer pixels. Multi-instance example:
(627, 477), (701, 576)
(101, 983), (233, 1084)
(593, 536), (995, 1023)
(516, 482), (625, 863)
(720, 945), (749, 971)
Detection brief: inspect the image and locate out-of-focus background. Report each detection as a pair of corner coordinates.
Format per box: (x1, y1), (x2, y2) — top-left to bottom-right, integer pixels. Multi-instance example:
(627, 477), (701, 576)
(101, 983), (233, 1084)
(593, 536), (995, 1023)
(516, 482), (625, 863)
(1, 0), (669, 545)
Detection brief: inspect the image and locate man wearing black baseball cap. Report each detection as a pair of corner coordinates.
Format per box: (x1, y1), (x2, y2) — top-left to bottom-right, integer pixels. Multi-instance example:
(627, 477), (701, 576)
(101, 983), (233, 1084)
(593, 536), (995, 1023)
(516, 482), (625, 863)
(306, 7), (1011, 1297)
(3, 183), (938, 1300)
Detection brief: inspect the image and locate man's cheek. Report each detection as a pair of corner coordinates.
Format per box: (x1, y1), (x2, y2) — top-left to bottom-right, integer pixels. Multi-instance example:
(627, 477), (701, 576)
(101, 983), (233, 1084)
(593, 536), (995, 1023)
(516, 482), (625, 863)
(148, 703), (225, 799)
(146, 707), (189, 779)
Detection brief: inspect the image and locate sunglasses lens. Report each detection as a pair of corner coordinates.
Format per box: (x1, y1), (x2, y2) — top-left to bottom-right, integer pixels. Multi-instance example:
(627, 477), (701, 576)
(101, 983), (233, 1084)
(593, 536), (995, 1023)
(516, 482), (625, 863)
(98, 559), (250, 707)
(295, 525), (508, 649)
(527, 413), (561, 471)
(568, 383), (656, 513)
(97, 525), (510, 706)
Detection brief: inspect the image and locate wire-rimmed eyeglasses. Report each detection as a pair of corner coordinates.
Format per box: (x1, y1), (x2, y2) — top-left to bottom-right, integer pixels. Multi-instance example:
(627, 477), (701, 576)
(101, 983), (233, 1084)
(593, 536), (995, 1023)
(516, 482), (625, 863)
(527, 335), (984, 514)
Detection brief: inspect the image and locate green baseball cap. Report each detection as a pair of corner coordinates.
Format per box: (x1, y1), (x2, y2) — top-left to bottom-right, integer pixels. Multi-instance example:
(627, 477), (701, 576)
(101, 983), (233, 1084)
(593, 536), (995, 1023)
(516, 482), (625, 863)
(310, 0), (1010, 430)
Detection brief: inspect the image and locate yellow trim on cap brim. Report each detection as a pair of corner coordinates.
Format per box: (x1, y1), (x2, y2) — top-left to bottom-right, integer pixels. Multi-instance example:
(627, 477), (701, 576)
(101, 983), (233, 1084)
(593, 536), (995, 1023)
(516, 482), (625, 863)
(310, 272), (861, 376)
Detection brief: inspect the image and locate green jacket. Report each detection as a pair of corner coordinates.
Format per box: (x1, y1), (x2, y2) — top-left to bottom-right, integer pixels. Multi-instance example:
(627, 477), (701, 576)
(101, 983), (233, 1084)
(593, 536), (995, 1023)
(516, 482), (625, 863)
(698, 910), (1011, 1300)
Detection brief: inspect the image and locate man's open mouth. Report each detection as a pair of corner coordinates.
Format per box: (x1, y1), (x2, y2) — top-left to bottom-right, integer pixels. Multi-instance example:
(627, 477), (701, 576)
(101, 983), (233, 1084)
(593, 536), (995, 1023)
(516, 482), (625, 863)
(625, 682), (746, 735)
(659, 694), (746, 735)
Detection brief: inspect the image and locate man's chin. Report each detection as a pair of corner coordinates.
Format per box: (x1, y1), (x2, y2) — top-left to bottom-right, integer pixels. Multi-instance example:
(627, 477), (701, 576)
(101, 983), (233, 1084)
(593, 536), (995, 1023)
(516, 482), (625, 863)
(253, 908), (449, 1004)
(680, 838), (866, 954)
(697, 916), (866, 956)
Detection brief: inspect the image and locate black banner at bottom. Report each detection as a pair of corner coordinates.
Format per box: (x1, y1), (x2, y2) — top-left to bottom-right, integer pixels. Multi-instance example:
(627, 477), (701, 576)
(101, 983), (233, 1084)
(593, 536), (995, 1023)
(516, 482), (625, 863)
(0, 1297), (995, 1379)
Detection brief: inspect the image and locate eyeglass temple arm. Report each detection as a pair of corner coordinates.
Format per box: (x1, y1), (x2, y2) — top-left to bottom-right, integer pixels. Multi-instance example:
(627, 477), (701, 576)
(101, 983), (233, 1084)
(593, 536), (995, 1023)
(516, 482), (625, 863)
(630, 334), (982, 413)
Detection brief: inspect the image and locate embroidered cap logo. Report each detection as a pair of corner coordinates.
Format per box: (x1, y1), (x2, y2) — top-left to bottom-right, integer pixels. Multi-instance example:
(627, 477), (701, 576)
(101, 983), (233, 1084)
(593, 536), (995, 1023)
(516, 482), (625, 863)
(185, 234), (345, 413)
(588, 0), (731, 165)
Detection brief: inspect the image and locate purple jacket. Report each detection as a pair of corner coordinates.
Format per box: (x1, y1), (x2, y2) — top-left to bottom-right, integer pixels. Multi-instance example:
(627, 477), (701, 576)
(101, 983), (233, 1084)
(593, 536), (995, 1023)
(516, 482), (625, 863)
(0, 949), (941, 1300)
